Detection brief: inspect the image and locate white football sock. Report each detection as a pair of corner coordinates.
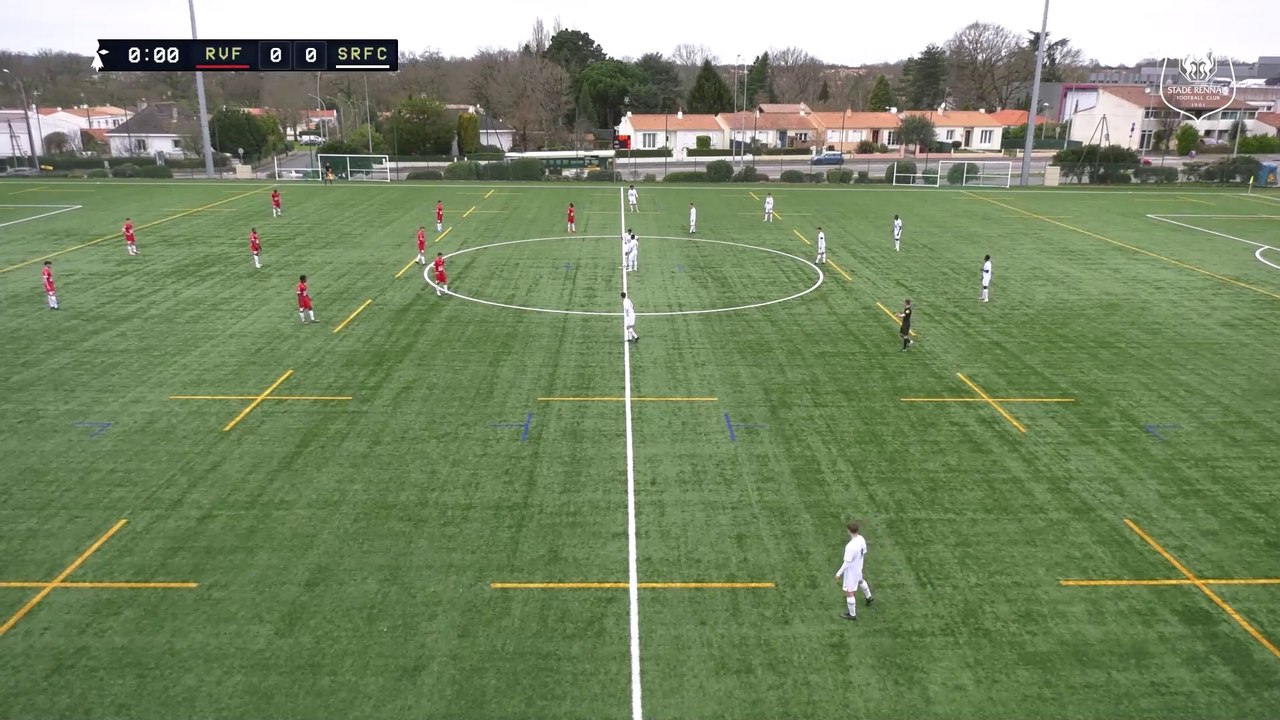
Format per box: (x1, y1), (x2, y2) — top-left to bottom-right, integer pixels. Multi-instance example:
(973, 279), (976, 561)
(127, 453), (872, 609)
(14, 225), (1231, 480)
(859, 579), (872, 599)
(895, 241), (900, 251)
(846, 598), (857, 617)
(308, 310), (316, 321)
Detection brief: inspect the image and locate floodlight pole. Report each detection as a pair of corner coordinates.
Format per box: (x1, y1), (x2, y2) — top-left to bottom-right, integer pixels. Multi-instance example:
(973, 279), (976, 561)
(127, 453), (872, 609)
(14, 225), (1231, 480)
(1020, 0), (1050, 186)
(188, 0), (216, 178)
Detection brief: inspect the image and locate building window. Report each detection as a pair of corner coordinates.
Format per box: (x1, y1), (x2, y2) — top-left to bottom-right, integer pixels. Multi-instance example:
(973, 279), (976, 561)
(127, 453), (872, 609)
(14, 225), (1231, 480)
(883, 130), (898, 146)
(172, 138), (182, 150)
(945, 129), (955, 140)
(1244, 110), (1258, 119)
(794, 131), (808, 142)
(979, 129), (993, 144)
(1139, 130), (1153, 149)
(1220, 111), (1238, 120)
(641, 132), (657, 149)
(827, 130), (841, 143)
(1143, 109), (1160, 119)
(133, 138), (148, 152)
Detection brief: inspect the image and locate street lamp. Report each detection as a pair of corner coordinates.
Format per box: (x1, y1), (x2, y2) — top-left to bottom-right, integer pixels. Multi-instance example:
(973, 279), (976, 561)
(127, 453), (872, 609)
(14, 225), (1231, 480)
(363, 75), (374, 154)
(1, 68), (40, 168)
(1039, 102), (1050, 140)
(307, 94), (329, 139)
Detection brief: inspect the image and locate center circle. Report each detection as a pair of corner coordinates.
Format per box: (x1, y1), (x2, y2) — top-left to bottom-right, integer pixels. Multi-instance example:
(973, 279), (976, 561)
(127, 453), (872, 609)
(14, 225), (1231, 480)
(429, 235), (825, 316)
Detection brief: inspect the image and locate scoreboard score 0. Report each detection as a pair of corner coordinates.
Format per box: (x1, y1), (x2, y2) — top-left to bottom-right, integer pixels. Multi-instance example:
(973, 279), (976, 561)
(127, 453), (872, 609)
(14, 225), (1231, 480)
(93, 39), (398, 72)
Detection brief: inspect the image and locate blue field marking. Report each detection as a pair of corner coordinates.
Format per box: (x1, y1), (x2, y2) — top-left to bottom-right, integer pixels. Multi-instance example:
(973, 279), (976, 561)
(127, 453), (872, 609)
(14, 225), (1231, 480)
(723, 413), (767, 442)
(73, 421), (112, 438)
(1142, 423), (1181, 442)
(491, 412), (533, 442)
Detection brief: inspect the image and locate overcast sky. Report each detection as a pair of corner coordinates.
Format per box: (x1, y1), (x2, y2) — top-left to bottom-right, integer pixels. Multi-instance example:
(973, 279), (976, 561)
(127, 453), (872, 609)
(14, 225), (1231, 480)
(0, 0), (1274, 67)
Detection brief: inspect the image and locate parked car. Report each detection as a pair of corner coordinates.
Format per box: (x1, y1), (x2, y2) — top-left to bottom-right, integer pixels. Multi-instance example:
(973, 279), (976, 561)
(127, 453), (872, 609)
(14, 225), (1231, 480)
(810, 150), (844, 166)
(298, 135), (323, 146)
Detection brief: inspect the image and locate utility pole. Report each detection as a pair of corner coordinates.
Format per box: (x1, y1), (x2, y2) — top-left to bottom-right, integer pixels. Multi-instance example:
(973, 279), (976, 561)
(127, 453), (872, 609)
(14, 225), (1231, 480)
(188, 0), (216, 178)
(1, 69), (39, 168)
(1020, 0), (1051, 186)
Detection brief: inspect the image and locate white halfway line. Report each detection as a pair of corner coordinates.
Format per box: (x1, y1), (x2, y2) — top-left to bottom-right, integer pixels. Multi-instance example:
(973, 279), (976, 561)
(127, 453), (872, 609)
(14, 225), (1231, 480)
(0, 204), (82, 228)
(619, 185), (642, 720)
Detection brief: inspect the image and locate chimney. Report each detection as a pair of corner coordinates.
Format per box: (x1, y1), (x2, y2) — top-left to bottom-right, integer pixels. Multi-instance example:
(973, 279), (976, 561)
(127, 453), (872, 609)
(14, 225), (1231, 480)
(979, 108), (986, 113)
(676, 110), (683, 120)
(626, 110), (632, 117)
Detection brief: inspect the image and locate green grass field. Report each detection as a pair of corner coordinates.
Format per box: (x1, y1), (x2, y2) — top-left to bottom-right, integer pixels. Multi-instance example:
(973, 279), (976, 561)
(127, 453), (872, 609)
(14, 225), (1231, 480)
(1, 177), (1279, 719)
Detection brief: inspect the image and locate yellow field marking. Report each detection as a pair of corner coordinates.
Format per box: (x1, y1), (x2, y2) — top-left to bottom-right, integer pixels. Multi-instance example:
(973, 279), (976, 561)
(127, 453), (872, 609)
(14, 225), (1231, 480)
(0, 519), (198, 639)
(1061, 578), (1280, 587)
(1178, 195), (1214, 206)
(484, 189), (495, 199)
(170, 395), (351, 401)
(537, 396), (717, 402)
(0, 520), (126, 637)
(748, 191), (761, 201)
(468, 209), (510, 213)
(463, 206), (476, 218)
(0, 581), (199, 589)
(875, 301), (917, 336)
(827, 259), (853, 282)
(962, 190), (1280, 301)
(332, 298), (373, 334)
(790, 228), (811, 245)
(435, 226), (452, 243)
(1123, 518), (1280, 660)
(956, 372), (1026, 433)
(395, 258), (418, 278)
(0, 187), (265, 274)
(1002, 215), (1071, 219)
(902, 397), (1074, 403)
(7, 186), (49, 195)
(490, 582), (775, 589)
(222, 370), (293, 432)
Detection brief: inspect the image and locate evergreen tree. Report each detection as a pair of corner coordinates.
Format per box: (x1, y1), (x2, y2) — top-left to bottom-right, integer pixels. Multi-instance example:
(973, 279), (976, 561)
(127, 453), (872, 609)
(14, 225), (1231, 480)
(686, 59), (734, 114)
(744, 53), (777, 106)
(818, 80), (831, 103)
(868, 74), (897, 111)
(905, 44), (948, 109)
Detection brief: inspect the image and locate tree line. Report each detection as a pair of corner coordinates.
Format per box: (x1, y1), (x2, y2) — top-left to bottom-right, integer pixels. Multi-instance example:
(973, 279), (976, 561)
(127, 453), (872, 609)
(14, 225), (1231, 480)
(0, 20), (1094, 153)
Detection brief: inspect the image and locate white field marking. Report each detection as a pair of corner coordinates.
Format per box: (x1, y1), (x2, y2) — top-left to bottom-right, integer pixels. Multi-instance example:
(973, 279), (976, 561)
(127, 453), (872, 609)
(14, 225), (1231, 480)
(619, 186), (642, 720)
(1237, 192), (1280, 207)
(1147, 214), (1280, 272)
(0, 204), (82, 228)
(423, 235), (824, 316)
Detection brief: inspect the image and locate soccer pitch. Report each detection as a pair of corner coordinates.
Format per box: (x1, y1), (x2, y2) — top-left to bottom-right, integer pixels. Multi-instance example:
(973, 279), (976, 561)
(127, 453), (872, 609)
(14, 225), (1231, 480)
(1, 178), (1278, 719)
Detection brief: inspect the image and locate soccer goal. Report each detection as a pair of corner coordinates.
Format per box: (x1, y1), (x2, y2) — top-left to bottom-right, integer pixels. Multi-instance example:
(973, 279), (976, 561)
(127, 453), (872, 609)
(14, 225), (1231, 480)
(937, 160), (1013, 188)
(318, 153), (391, 182)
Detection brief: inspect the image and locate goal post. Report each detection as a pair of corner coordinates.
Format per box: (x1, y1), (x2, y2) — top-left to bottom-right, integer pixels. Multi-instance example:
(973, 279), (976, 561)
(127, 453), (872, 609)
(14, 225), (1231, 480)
(937, 160), (1013, 188)
(317, 153), (391, 182)
(888, 161), (941, 186)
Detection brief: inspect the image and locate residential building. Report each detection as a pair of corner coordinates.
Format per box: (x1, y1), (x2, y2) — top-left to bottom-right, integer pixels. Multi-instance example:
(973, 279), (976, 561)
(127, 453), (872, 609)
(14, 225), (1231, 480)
(807, 111), (901, 151)
(719, 109), (819, 151)
(107, 102), (197, 159)
(444, 105), (516, 151)
(1257, 112), (1280, 136)
(1, 106), (91, 159)
(1059, 85), (1275, 149)
(1088, 56), (1280, 86)
(903, 110), (1005, 150)
(988, 109), (1049, 128)
(295, 109), (337, 137)
(756, 103), (812, 115)
(615, 111), (727, 153)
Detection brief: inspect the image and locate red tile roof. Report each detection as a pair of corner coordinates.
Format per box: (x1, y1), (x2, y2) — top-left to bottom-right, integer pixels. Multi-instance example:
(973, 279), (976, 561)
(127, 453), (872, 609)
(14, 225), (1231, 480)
(1100, 85), (1252, 110)
(1253, 112), (1280, 130)
(625, 113), (723, 131)
(988, 109), (1047, 127)
(757, 103), (811, 114)
(718, 111), (818, 131)
(904, 110), (1004, 127)
(807, 111), (901, 130)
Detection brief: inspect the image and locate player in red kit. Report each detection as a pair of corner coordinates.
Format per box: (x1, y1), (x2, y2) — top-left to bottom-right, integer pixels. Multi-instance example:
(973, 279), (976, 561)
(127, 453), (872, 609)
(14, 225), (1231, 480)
(435, 201), (444, 232)
(567, 203), (576, 233)
(42, 261), (59, 310)
(297, 274), (316, 324)
(249, 228), (262, 268)
(270, 189), (282, 217)
(427, 252), (448, 296)
(123, 218), (138, 255)
(415, 226), (427, 264)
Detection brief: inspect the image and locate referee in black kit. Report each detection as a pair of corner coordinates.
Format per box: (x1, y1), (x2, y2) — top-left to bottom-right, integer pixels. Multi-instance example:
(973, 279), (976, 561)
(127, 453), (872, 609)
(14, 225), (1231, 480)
(897, 298), (913, 351)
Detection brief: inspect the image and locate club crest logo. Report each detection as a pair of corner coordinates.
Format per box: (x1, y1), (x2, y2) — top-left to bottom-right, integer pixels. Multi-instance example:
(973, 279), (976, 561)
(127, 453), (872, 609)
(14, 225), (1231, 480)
(1160, 52), (1236, 125)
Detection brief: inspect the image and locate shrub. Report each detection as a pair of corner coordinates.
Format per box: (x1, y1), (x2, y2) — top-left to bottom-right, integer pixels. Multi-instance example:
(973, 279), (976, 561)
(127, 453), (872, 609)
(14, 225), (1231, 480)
(1239, 134), (1280, 154)
(86, 168), (109, 178)
(807, 172), (826, 184)
(643, 173), (657, 182)
(443, 161), (480, 180)
(855, 140), (876, 154)
(1201, 155), (1262, 183)
(826, 168), (853, 184)
(623, 148), (672, 158)
(855, 171), (870, 184)
(481, 162), (511, 181)
(1133, 165), (1179, 184)
(664, 171), (709, 182)
(731, 165), (760, 182)
(705, 159), (733, 182)
(780, 169), (805, 183)
(137, 164), (174, 178)
(111, 163), (140, 178)
(754, 172), (770, 182)
(884, 160), (917, 184)
(877, 143), (890, 153)
(687, 148), (733, 157)
(1175, 124), (1200, 156)
(946, 162), (981, 185)
(586, 169), (622, 182)
(695, 135), (712, 150)
(1096, 166), (1132, 184)
(508, 157), (544, 181)
(406, 170), (444, 180)
(1180, 161), (1208, 182)
(67, 170), (87, 179)
(951, 140), (963, 150)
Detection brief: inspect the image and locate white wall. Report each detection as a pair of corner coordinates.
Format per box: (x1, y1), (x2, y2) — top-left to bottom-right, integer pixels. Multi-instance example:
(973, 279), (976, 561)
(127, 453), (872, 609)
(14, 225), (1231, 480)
(1, 112), (86, 157)
(478, 128), (513, 150)
(109, 134), (187, 159)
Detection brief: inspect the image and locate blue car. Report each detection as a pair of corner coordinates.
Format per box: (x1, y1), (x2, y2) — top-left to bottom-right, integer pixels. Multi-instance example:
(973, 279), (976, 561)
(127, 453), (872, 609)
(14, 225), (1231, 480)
(810, 151), (844, 166)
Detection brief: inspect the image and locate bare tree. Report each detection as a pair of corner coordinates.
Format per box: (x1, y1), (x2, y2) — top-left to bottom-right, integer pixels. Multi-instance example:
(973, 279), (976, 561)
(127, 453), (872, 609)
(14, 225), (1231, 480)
(770, 47), (825, 104)
(495, 54), (570, 150)
(470, 49), (513, 114)
(528, 18), (550, 55)
(672, 44), (719, 88)
(945, 22), (1030, 110)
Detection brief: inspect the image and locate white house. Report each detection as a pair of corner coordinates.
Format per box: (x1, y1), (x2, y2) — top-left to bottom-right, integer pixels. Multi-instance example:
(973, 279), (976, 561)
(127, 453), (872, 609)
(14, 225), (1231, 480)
(719, 109), (820, 151)
(808, 111), (902, 152)
(1, 106), (89, 160)
(107, 102), (196, 159)
(478, 114), (514, 151)
(1060, 85), (1274, 150)
(904, 110), (1004, 150)
(615, 111), (727, 153)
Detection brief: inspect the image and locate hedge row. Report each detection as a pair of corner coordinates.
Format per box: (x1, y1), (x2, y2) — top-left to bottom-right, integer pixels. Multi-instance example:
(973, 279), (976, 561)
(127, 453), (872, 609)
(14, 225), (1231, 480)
(40, 155), (231, 171)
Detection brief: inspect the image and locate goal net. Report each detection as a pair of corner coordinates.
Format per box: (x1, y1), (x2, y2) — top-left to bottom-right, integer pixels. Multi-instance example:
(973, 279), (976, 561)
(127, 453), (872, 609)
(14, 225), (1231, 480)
(315, 153), (391, 182)
(937, 160), (1013, 188)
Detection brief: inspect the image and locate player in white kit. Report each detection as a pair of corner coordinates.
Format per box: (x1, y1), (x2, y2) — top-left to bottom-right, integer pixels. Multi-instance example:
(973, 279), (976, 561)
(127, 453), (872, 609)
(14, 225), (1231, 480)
(980, 254), (992, 302)
(688, 203), (697, 234)
(835, 522), (873, 620)
(624, 231), (638, 272)
(764, 193), (775, 222)
(893, 214), (903, 251)
(621, 292), (638, 343)
(627, 185), (639, 212)
(815, 227), (826, 264)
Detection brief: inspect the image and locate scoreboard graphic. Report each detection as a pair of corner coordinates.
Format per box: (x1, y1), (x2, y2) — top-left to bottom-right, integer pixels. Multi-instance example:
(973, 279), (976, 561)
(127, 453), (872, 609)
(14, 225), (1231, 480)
(92, 39), (399, 72)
